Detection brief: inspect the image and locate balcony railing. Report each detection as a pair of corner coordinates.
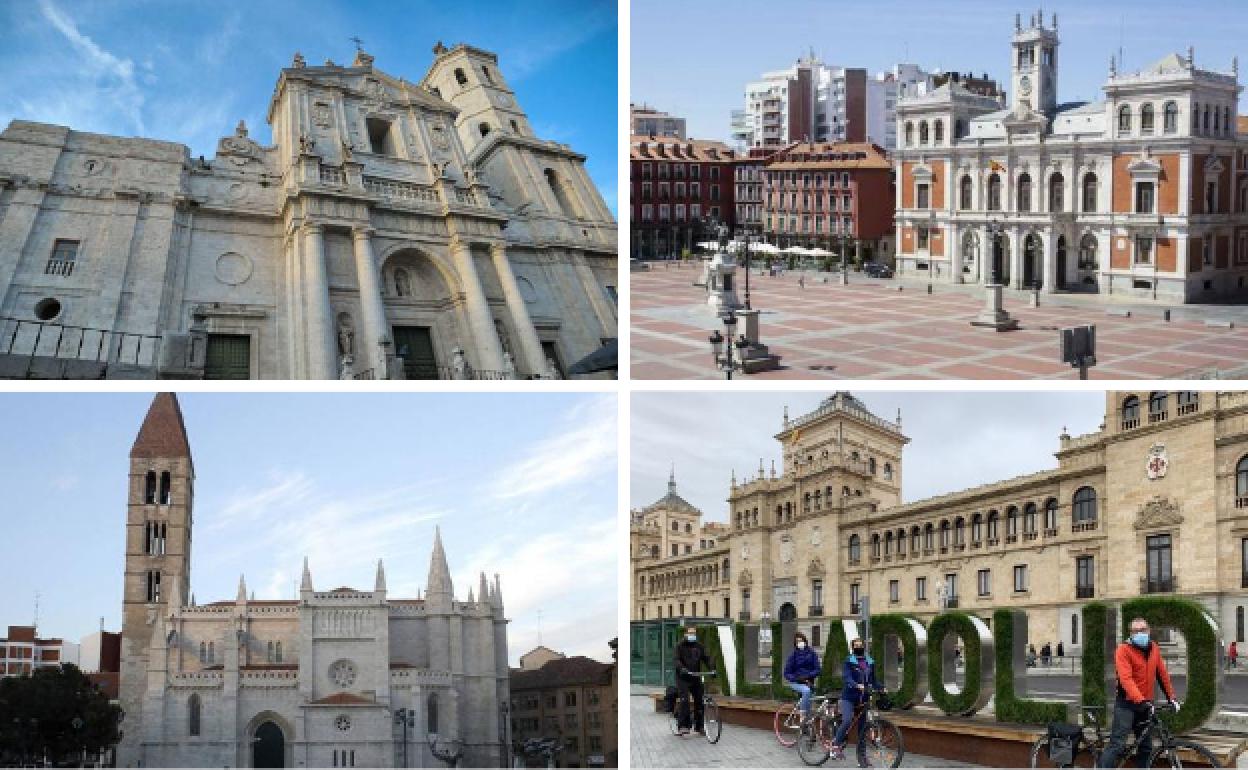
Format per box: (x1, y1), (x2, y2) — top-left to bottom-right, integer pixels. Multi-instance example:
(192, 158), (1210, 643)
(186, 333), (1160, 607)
(319, 166), (346, 186)
(1073, 519), (1099, 532)
(1177, 401), (1199, 416)
(1141, 576), (1177, 594)
(849, 602), (861, 615)
(1236, 496), (1248, 509)
(1044, 528), (1059, 538)
(1006, 535), (1018, 544)
(45, 259), (75, 276)
(0, 316), (161, 375)
(1023, 532), (1038, 542)
(364, 176), (438, 204)
(738, 611), (751, 622)
(1149, 411), (1168, 423)
(1076, 585), (1095, 599)
(809, 605), (824, 617)
(944, 597), (960, 609)
(1122, 418), (1140, 430)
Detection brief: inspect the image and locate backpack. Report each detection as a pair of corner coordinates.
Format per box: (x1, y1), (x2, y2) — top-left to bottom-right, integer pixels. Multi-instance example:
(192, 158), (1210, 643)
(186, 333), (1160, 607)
(1045, 722), (1083, 767)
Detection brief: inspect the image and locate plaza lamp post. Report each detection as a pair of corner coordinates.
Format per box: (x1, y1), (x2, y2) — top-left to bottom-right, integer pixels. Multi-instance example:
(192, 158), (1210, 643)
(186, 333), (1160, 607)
(738, 231), (758, 310)
(394, 708), (415, 768)
(987, 218), (1003, 285)
(708, 310), (750, 380)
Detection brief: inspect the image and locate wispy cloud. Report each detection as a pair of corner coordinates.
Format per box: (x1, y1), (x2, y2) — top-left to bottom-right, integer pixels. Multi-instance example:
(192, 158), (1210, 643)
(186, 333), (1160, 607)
(489, 394), (616, 500)
(36, 0), (145, 134)
(500, 6), (613, 81)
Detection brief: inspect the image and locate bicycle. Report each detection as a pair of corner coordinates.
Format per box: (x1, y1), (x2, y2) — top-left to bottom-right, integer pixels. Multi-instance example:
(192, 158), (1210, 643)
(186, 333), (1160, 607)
(667, 671), (722, 744)
(1028, 702), (1221, 768)
(798, 689), (904, 768)
(775, 690), (835, 748)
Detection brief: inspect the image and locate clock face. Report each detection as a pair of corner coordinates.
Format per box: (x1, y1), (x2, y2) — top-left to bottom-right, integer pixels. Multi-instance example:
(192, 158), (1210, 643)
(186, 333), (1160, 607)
(335, 715), (352, 732)
(1019, 75), (1033, 96)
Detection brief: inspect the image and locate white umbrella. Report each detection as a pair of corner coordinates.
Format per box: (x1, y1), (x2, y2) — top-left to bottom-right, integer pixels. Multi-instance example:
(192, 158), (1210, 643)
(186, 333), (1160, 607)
(807, 247), (834, 257)
(750, 242), (780, 254)
(696, 241), (719, 250)
(782, 245), (810, 255)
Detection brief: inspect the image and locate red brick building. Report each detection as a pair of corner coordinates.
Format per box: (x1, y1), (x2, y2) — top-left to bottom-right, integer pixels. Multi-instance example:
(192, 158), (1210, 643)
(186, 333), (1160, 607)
(1, 625), (65, 677)
(734, 147), (781, 236)
(761, 142), (896, 262)
(630, 135), (737, 259)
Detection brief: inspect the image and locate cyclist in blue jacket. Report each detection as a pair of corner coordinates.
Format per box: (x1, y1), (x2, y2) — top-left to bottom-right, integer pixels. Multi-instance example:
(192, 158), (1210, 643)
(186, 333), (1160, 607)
(830, 637), (884, 764)
(783, 631), (822, 723)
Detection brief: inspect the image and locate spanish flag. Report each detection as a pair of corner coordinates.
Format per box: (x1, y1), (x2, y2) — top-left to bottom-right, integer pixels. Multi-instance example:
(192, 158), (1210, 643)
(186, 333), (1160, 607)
(990, 160), (1006, 172)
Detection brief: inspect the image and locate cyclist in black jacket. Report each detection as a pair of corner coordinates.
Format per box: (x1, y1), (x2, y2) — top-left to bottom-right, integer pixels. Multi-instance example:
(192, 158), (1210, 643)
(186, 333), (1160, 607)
(673, 626), (710, 735)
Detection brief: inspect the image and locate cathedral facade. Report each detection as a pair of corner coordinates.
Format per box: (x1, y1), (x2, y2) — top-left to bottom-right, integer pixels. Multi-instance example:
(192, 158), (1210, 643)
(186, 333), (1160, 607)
(0, 43), (616, 379)
(120, 394), (510, 768)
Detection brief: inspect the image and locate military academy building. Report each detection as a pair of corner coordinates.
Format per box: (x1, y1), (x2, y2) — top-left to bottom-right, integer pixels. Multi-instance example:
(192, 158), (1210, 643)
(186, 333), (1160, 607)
(632, 391), (1248, 658)
(894, 10), (1248, 303)
(0, 44), (616, 379)
(120, 394), (511, 767)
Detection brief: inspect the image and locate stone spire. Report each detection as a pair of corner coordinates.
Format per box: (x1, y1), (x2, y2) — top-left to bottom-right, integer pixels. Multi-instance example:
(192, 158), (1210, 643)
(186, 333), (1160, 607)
(375, 559), (387, 593)
(467, 586), (475, 603)
(130, 393), (193, 466)
(492, 573), (503, 608)
(301, 557), (313, 592)
(668, 464), (677, 495)
(426, 526), (453, 600)
(479, 572), (489, 603)
(236, 574), (247, 603)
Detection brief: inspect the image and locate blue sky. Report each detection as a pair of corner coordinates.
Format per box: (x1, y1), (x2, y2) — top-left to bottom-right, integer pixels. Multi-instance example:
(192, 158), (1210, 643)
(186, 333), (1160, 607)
(0, 392), (617, 666)
(632, 0), (1248, 144)
(0, 0), (618, 214)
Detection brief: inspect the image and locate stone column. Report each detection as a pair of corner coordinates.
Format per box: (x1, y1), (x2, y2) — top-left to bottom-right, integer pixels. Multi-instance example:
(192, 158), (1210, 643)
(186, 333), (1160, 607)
(302, 223), (338, 379)
(949, 224), (962, 283)
(1043, 231), (1058, 294)
(351, 226), (390, 377)
(449, 238), (506, 373)
(1008, 229), (1023, 289)
(490, 242), (546, 376)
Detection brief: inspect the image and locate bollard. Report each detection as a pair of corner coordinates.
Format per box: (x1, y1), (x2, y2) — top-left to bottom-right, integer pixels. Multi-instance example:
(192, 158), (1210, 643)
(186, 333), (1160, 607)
(927, 283), (933, 294)
(1163, 309), (1171, 322)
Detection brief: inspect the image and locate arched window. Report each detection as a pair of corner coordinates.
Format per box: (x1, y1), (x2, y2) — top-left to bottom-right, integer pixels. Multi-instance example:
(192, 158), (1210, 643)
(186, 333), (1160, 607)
(159, 471), (171, 504)
(960, 175), (973, 210)
(1071, 614), (1080, 645)
(1072, 487), (1098, 525)
(883, 463), (893, 480)
(1122, 395), (1141, 428)
(923, 522), (934, 550)
(1163, 101), (1178, 133)
(933, 120), (944, 145)
(188, 693), (201, 736)
(919, 121), (929, 145)
(987, 510), (999, 541)
(871, 533), (881, 558)
(1049, 172), (1064, 212)
(1082, 173), (1098, 212)
(1017, 173), (1032, 212)
(144, 471), (157, 504)
(427, 694), (440, 734)
(910, 526), (921, 554)
(1079, 233), (1098, 270)
(884, 531), (894, 554)
(1023, 502), (1037, 534)
(904, 122), (914, 146)
(1193, 102), (1201, 133)
(848, 534), (861, 563)
(1140, 103), (1155, 134)
(987, 174), (1002, 211)
(954, 517), (965, 546)
(1006, 506), (1019, 537)
(971, 513), (983, 543)
(454, 68), (468, 86)
(939, 520), (950, 548)
(1118, 105), (1132, 134)
(478, 123), (491, 137)
(1044, 498), (1058, 531)
(1236, 456), (1248, 497)
(1148, 392), (1168, 422)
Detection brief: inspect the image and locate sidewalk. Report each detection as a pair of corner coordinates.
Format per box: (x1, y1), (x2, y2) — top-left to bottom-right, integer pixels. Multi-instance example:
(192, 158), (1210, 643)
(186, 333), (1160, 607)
(630, 692), (980, 769)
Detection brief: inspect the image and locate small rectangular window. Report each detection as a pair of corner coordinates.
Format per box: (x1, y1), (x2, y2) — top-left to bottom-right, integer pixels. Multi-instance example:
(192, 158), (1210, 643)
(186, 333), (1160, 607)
(367, 118), (394, 156)
(1013, 565), (1028, 593)
(47, 239), (79, 276)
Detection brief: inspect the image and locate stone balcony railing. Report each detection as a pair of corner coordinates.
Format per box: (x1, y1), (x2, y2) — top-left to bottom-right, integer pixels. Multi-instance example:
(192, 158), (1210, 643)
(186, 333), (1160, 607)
(364, 177), (439, 205)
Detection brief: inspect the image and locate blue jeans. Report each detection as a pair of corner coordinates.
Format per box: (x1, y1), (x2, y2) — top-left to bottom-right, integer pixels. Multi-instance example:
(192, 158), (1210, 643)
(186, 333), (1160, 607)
(834, 697), (862, 746)
(787, 681), (813, 717)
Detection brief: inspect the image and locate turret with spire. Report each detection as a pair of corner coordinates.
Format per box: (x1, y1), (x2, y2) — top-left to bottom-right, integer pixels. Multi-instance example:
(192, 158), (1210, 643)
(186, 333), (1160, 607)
(375, 559), (387, 597)
(236, 574), (248, 604)
(426, 526), (454, 611)
(300, 556), (313, 599)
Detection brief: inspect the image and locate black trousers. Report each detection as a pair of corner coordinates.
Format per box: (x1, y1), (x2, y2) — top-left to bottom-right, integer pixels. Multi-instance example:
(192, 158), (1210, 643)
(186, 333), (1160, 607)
(1098, 699), (1154, 768)
(675, 674), (704, 731)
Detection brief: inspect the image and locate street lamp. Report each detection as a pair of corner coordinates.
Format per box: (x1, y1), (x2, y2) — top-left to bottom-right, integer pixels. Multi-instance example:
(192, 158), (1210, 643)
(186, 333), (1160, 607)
(393, 708), (415, 768)
(708, 311), (750, 380)
(987, 218), (1003, 285)
(738, 231), (757, 310)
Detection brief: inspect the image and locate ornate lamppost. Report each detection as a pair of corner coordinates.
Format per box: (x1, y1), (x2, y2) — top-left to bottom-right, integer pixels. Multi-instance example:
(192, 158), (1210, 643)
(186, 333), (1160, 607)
(708, 310), (750, 380)
(393, 708), (415, 768)
(431, 736), (463, 768)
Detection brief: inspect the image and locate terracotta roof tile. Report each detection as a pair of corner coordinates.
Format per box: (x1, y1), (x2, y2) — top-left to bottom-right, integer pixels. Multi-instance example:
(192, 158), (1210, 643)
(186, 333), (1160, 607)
(130, 393), (193, 463)
(509, 656), (614, 691)
(765, 141), (892, 170)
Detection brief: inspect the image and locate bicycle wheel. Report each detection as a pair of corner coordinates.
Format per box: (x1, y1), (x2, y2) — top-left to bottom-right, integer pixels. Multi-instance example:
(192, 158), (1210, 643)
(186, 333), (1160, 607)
(857, 717), (905, 769)
(1147, 739), (1221, 768)
(775, 702), (802, 747)
(1029, 736), (1074, 768)
(703, 698), (722, 744)
(796, 716), (832, 766)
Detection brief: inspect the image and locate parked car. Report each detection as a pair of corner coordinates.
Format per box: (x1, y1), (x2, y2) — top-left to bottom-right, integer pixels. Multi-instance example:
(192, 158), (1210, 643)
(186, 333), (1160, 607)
(863, 262), (894, 278)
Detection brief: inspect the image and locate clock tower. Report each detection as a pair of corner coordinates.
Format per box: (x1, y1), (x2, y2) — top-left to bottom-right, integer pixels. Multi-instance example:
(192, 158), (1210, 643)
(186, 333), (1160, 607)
(422, 42), (532, 157)
(1011, 9), (1060, 114)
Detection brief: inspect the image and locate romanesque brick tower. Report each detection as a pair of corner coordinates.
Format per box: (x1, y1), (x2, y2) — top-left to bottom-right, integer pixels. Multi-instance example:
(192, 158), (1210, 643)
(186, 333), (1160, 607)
(118, 393), (194, 765)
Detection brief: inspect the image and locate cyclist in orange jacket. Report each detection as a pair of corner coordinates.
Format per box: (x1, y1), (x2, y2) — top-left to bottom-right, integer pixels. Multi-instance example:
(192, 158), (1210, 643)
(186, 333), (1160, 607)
(1099, 617), (1180, 768)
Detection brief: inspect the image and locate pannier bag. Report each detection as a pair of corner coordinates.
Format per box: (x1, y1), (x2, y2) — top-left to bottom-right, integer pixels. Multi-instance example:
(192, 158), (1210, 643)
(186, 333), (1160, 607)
(1046, 722), (1083, 766)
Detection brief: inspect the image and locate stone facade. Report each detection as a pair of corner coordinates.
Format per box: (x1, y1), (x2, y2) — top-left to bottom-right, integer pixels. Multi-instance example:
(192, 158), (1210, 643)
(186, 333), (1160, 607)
(632, 390), (1248, 661)
(0, 44), (616, 379)
(894, 10), (1248, 302)
(509, 649), (618, 767)
(119, 394), (510, 768)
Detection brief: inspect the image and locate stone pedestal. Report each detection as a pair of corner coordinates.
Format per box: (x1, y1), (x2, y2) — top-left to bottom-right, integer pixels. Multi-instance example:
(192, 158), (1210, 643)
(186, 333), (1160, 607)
(736, 308), (781, 373)
(694, 256), (711, 287)
(1030, 288), (1040, 308)
(707, 251), (741, 311)
(970, 284), (1020, 331)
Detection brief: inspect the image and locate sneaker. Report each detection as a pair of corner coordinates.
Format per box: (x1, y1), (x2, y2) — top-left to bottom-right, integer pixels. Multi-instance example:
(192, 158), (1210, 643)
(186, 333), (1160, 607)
(828, 745), (845, 760)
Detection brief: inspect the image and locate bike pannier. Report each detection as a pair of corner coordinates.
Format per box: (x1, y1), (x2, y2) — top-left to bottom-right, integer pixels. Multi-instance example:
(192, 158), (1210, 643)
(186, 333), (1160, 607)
(1046, 722), (1082, 766)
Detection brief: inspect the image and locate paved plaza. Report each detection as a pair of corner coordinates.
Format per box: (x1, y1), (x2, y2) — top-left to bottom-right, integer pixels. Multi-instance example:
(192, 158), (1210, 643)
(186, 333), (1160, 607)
(629, 691), (978, 769)
(631, 262), (1248, 380)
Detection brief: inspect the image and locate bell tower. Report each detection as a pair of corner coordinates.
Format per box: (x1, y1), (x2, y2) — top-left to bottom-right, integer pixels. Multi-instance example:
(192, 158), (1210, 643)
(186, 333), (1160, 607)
(118, 392), (195, 766)
(1010, 9), (1060, 114)
(421, 42), (532, 156)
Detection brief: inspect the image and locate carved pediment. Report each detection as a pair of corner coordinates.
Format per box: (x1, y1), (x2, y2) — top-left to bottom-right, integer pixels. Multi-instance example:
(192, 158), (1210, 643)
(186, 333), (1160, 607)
(807, 557), (826, 578)
(1204, 155), (1226, 175)
(737, 568), (754, 587)
(1134, 495), (1183, 530)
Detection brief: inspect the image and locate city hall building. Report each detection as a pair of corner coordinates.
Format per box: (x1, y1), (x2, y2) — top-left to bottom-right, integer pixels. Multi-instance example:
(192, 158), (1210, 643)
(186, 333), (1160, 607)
(631, 391), (1248, 658)
(893, 10), (1248, 302)
(120, 393), (511, 768)
(0, 44), (616, 379)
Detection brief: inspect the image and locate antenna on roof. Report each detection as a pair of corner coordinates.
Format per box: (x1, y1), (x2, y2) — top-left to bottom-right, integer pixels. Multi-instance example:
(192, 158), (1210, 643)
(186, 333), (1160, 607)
(33, 591), (40, 633)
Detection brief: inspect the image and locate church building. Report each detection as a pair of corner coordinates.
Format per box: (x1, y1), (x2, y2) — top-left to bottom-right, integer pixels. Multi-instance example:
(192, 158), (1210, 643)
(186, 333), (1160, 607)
(0, 43), (616, 379)
(119, 393), (510, 767)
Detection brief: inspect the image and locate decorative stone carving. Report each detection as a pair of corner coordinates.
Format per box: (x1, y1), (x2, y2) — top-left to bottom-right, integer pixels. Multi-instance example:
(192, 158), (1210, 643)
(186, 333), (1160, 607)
(1134, 495), (1183, 530)
(329, 659), (357, 687)
(313, 102), (332, 129)
(780, 534), (794, 564)
(214, 252), (253, 286)
(740, 542), (750, 560)
(807, 557), (826, 578)
(810, 525), (822, 546)
(430, 120), (451, 152)
(737, 568), (753, 587)
(292, 51), (305, 68)
(1146, 443), (1169, 480)
(336, 312), (355, 356)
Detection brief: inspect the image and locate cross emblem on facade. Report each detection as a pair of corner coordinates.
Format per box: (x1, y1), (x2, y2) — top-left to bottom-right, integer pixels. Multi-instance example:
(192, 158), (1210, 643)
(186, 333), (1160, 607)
(349, 36), (365, 51)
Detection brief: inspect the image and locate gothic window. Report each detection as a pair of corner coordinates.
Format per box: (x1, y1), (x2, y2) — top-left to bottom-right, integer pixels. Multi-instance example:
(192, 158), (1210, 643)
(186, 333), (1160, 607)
(454, 68), (468, 86)
(1163, 101), (1178, 133)
(478, 123), (491, 137)
(1017, 173), (1032, 212)
(1072, 487), (1098, 524)
(1044, 498), (1058, 531)
(1236, 456), (1248, 497)
(144, 471), (157, 504)
(1148, 391), (1168, 422)
(1118, 105), (1132, 135)
(960, 175), (973, 210)
(1140, 103), (1155, 134)
(159, 471), (171, 505)
(1049, 172), (1064, 212)
(145, 570), (161, 603)
(188, 694), (201, 736)
(987, 174), (1002, 210)
(1082, 173), (1098, 212)
(1122, 395), (1141, 428)
(427, 694), (439, 734)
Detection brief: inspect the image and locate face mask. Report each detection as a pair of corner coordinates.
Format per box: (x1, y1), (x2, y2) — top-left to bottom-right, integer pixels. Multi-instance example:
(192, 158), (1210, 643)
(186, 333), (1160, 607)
(1131, 632), (1150, 648)
(852, 646), (865, 656)
(796, 641), (807, 650)
(686, 634), (697, 642)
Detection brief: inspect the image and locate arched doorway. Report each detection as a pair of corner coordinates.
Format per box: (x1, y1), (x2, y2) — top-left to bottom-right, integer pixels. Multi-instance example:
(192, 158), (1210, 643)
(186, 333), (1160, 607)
(253, 721), (285, 768)
(778, 602), (797, 622)
(961, 231), (979, 278)
(1056, 236), (1068, 289)
(990, 232), (1010, 285)
(382, 248), (464, 380)
(1023, 233), (1042, 289)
